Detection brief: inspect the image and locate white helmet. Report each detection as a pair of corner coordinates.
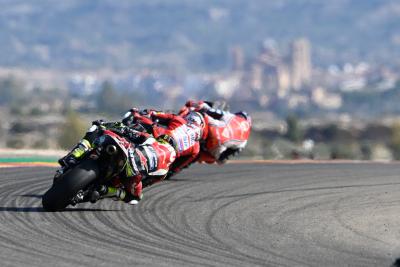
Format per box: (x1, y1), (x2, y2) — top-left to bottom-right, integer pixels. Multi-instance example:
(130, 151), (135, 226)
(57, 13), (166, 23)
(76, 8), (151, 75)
(185, 111), (206, 139)
(185, 111), (205, 127)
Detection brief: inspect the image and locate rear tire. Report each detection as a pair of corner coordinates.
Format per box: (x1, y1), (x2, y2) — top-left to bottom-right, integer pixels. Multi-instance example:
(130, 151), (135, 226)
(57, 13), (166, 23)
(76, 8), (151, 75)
(42, 159), (99, 211)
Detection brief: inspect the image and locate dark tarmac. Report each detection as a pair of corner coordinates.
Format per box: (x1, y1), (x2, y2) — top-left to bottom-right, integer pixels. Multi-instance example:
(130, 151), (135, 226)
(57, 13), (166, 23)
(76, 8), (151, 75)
(0, 162), (399, 266)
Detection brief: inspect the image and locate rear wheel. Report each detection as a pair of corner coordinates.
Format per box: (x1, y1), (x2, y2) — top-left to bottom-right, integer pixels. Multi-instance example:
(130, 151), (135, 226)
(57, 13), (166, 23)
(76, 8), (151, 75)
(42, 159), (99, 211)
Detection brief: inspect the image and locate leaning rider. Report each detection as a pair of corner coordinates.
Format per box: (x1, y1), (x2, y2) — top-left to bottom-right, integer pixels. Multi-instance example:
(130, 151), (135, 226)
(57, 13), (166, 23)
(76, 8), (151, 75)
(124, 109), (208, 176)
(58, 120), (176, 205)
(179, 100), (251, 163)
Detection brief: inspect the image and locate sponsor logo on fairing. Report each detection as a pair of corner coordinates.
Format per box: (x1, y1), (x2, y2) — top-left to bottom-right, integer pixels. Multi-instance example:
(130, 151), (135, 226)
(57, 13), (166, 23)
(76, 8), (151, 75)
(143, 146), (158, 172)
(172, 124), (201, 153)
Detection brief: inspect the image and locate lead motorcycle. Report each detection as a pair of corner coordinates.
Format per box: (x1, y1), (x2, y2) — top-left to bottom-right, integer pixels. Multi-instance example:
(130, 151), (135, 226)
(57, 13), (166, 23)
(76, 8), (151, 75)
(42, 129), (135, 211)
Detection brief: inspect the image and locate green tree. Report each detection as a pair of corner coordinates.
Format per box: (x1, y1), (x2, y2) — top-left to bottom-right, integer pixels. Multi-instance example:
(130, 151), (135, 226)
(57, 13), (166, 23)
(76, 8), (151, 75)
(330, 142), (361, 160)
(285, 114), (303, 143)
(360, 142), (372, 160)
(58, 111), (87, 149)
(6, 138), (24, 149)
(96, 81), (120, 114)
(0, 76), (24, 105)
(390, 122), (400, 160)
(96, 80), (145, 115)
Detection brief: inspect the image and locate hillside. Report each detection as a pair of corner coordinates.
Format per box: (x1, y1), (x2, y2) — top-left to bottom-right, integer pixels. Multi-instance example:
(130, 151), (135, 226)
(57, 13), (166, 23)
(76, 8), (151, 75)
(1, 0), (399, 71)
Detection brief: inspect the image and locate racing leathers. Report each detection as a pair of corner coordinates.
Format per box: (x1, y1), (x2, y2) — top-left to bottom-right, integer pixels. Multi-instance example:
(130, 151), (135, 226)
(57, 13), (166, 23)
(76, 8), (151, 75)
(132, 111), (207, 175)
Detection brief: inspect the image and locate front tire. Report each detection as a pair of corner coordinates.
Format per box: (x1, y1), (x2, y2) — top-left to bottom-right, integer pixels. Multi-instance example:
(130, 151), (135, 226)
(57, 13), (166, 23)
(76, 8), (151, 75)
(42, 159), (99, 211)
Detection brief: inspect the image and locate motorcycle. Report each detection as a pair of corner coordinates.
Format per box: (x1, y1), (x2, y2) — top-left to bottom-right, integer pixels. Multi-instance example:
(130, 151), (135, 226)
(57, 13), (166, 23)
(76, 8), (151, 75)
(42, 130), (134, 211)
(196, 111), (251, 164)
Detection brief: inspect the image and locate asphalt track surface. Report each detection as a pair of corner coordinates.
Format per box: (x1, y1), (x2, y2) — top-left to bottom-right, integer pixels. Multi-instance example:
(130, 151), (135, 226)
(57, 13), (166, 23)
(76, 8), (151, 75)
(0, 163), (400, 267)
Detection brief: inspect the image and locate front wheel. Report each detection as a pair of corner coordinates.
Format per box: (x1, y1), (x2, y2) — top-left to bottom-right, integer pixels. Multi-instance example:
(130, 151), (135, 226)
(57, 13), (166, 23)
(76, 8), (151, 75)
(42, 159), (99, 211)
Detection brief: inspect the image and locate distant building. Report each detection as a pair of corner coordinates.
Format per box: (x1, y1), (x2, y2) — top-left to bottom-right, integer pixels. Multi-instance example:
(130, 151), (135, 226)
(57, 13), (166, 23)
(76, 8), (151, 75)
(232, 37), (315, 109)
(287, 94), (309, 109)
(276, 64), (291, 98)
(252, 41), (286, 95)
(311, 87), (342, 110)
(214, 74), (241, 99)
(250, 63), (263, 92)
(231, 46), (245, 72)
(68, 74), (99, 96)
(290, 38), (312, 90)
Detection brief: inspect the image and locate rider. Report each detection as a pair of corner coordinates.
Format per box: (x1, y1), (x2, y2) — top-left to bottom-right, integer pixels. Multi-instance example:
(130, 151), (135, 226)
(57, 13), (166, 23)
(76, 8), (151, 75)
(58, 120), (176, 205)
(126, 109), (208, 175)
(179, 100), (251, 164)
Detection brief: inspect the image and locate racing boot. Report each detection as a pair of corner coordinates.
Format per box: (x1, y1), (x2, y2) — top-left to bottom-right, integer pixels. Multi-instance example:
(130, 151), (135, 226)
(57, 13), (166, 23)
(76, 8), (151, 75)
(123, 192), (143, 205)
(97, 185), (142, 205)
(58, 139), (91, 169)
(96, 185), (127, 201)
(127, 176), (143, 205)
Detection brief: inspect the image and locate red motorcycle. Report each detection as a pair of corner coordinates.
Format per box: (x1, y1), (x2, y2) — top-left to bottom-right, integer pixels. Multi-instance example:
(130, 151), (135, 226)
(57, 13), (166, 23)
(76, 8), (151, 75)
(199, 111), (252, 164)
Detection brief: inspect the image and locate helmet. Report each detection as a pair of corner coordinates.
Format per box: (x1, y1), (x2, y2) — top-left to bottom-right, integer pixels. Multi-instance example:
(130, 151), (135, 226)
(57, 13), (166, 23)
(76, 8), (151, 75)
(185, 111), (205, 127)
(122, 108), (139, 126)
(185, 100), (198, 108)
(185, 111), (207, 139)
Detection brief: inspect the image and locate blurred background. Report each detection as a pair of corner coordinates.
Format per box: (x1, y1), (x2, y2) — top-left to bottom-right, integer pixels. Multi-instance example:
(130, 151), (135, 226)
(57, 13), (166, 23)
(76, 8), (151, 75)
(1, 0), (400, 160)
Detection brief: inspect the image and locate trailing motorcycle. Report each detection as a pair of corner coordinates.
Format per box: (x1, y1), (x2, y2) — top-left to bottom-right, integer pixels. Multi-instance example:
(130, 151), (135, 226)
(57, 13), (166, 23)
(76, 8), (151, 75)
(42, 130), (134, 211)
